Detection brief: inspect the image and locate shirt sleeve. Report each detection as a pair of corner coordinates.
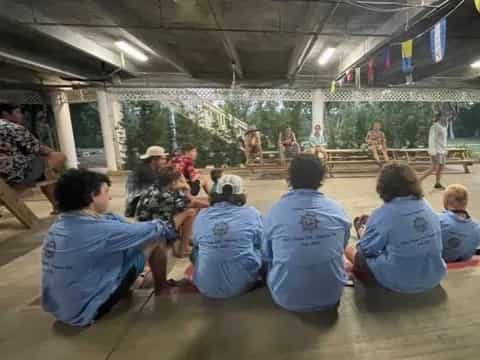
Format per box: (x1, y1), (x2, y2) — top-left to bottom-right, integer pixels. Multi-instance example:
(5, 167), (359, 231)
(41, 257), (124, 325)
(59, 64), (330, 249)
(102, 219), (171, 252)
(357, 209), (388, 257)
(261, 214), (273, 264)
(10, 124), (42, 155)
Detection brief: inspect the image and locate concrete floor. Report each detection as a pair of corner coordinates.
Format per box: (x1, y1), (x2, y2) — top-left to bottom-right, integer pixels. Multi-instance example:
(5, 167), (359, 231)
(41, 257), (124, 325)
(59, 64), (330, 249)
(1, 166), (480, 359)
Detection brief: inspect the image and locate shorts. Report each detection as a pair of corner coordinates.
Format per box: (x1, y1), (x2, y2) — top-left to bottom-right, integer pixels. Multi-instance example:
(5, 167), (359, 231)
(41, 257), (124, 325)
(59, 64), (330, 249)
(94, 249), (145, 321)
(431, 154), (446, 165)
(188, 179), (201, 196)
(21, 156), (46, 186)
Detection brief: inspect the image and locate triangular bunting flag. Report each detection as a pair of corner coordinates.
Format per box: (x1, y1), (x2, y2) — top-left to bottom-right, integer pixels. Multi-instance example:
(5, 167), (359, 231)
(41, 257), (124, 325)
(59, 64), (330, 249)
(401, 40), (413, 74)
(367, 59), (375, 85)
(330, 80), (336, 94)
(383, 47), (391, 69)
(430, 18), (447, 63)
(475, 0), (480, 13)
(346, 69), (354, 82)
(355, 67), (361, 88)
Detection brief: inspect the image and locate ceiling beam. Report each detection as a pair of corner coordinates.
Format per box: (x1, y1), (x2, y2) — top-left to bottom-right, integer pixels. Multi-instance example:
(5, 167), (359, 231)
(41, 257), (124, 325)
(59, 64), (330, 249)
(287, 1), (340, 80)
(0, 0), (139, 74)
(206, 0), (244, 79)
(91, 0), (191, 75)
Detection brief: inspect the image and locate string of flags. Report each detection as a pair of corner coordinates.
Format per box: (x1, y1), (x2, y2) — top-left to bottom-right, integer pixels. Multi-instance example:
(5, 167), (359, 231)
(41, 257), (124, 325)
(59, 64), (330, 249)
(329, 0), (474, 94)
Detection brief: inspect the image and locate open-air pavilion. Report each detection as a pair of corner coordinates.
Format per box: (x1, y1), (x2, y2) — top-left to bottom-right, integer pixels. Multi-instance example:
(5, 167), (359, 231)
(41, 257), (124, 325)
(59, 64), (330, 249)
(1, 1), (480, 359)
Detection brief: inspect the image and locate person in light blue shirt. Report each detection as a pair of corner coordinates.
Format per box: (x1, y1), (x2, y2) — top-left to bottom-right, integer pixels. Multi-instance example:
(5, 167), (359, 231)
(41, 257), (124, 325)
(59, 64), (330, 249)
(309, 124), (328, 160)
(42, 169), (176, 326)
(439, 184), (480, 262)
(192, 174), (263, 298)
(262, 154), (351, 312)
(345, 163), (446, 293)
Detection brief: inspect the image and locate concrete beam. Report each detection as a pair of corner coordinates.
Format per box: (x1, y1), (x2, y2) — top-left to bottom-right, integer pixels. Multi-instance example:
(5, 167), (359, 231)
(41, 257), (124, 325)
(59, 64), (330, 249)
(206, 0), (244, 79)
(0, 0), (138, 74)
(287, 2), (339, 80)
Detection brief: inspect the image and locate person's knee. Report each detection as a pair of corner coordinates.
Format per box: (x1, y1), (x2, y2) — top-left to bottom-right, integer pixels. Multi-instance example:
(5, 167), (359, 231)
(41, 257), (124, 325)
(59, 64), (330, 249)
(48, 152), (67, 169)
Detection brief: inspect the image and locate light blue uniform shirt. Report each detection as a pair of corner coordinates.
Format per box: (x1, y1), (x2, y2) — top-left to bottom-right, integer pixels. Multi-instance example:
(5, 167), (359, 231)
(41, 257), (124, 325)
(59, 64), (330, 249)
(309, 133), (325, 146)
(438, 210), (480, 262)
(358, 197), (446, 293)
(192, 202), (263, 298)
(42, 212), (172, 326)
(262, 189), (351, 312)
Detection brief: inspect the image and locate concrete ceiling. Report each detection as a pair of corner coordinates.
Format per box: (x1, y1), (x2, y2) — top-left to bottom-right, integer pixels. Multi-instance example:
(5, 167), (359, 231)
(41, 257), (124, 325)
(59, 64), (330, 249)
(0, 0), (478, 90)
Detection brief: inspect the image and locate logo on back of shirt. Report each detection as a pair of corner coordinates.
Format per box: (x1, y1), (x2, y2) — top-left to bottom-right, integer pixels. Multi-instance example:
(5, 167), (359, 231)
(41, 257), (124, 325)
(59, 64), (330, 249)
(300, 212), (319, 232)
(413, 217), (428, 233)
(213, 222), (229, 239)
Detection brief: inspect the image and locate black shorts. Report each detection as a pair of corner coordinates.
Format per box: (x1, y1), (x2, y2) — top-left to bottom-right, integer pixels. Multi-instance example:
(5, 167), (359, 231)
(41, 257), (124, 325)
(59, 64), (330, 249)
(21, 156), (46, 186)
(188, 179), (201, 196)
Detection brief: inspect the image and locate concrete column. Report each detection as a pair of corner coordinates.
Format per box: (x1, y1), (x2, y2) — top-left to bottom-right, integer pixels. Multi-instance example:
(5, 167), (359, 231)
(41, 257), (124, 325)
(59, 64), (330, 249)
(312, 89), (325, 134)
(50, 91), (78, 168)
(110, 97), (126, 169)
(97, 90), (118, 172)
(169, 109), (178, 152)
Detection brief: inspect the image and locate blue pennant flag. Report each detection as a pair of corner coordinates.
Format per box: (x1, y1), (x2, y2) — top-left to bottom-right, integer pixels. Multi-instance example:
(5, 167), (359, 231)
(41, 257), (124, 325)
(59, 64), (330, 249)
(430, 18), (447, 63)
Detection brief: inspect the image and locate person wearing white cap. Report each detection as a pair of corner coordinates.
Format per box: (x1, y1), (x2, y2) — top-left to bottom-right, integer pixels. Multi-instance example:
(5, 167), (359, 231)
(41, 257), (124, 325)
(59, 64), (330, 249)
(262, 154), (351, 312)
(125, 146), (169, 217)
(191, 174), (263, 299)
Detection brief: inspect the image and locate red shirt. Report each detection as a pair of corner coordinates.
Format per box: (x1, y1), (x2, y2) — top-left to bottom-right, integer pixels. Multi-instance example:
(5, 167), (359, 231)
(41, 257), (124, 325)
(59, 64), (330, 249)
(171, 155), (197, 181)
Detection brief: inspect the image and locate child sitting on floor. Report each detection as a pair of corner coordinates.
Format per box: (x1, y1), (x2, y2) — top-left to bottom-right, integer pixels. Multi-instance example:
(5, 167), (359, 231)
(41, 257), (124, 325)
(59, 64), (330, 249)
(135, 166), (207, 258)
(438, 184), (480, 263)
(209, 168), (223, 195)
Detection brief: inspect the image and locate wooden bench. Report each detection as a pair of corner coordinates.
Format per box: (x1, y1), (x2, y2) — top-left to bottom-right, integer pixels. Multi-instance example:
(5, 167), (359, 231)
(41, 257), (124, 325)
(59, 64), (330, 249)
(0, 178), (56, 228)
(247, 148), (476, 175)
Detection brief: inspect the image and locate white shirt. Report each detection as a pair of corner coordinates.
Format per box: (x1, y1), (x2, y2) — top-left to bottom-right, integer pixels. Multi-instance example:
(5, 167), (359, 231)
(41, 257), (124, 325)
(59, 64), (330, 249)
(428, 122), (447, 155)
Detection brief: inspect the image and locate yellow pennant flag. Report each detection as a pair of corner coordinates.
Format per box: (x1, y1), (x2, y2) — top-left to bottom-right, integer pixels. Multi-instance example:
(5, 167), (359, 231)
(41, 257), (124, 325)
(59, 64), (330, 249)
(402, 40), (413, 58)
(330, 80), (336, 94)
(476, 0), (480, 13)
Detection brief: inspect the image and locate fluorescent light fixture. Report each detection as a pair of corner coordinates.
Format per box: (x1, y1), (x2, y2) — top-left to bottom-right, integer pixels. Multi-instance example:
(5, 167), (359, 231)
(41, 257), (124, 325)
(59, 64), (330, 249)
(471, 60), (480, 68)
(115, 41), (148, 62)
(318, 47), (336, 65)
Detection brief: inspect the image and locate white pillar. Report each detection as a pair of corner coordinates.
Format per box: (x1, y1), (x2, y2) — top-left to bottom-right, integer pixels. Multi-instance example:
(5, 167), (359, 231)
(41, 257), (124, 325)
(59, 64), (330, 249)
(312, 89), (325, 134)
(97, 90), (118, 172)
(50, 91), (78, 168)
(110, 97), (126, 169)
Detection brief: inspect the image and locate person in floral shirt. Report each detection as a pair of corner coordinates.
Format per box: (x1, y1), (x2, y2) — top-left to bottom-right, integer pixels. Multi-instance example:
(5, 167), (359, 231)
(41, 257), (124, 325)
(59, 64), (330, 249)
(135, 166), (207, 258)
(0, 103), (66, 211)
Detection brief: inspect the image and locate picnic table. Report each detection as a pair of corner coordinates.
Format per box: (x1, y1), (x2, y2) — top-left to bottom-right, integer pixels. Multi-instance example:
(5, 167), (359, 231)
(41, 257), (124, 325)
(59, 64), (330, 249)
(247, 148), (475, 175)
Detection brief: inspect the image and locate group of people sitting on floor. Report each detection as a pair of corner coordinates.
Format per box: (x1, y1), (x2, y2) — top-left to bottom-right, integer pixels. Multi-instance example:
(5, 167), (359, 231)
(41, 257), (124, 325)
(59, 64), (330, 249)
(41, 148), (480, 326)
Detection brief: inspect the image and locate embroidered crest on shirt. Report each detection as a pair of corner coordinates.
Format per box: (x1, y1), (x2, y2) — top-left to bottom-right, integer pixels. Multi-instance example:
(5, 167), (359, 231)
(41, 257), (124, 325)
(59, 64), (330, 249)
(213, 222), (229, 239)
(43, 240), (57, 258)
(413, 217), (428, 233)
(446, 237), (461, 250)
(300, 213), (319, 232)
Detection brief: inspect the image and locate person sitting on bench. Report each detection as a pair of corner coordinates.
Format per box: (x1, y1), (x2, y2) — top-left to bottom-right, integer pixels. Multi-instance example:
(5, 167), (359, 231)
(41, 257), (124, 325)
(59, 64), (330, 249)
(172, 144), (212, 196)
(0, 103), (66, 212)
(125, 146), (169, 217)
(438, 184), (480, 263)
(192, 174), (263, 299)
(278, 127), (300, 163)
(244, 125), (263, 165)
(42, 169), (176, 326)
(262, 154), (351, 312)
(309, 124), (328, 160)
(345, 163), (446, 293)
(366, 122), (390, 165)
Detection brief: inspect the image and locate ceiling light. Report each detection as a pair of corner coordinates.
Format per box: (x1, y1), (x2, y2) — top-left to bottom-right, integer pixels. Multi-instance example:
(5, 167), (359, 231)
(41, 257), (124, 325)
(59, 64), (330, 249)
(318, 47), (336, 66)
(115, 41), (148, 62)
(471, 60), (480, 68)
